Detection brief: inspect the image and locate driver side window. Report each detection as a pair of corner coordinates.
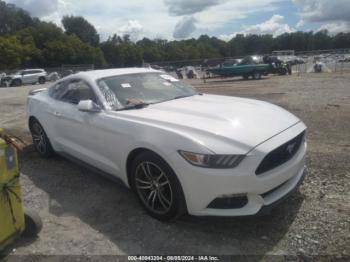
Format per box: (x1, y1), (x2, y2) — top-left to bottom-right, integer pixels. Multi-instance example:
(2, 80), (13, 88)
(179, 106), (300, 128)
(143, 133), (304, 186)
(60, 80), (97, 105)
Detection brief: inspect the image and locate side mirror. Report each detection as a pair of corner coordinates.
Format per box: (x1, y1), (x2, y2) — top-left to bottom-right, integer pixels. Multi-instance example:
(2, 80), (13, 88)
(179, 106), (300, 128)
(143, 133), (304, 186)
(77, 100), (101, 113)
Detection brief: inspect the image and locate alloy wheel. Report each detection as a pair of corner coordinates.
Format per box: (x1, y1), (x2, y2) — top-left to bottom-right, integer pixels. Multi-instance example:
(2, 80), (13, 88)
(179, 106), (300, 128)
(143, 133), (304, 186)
(31, 122), (47, 154)
(135, 161), (173, 215)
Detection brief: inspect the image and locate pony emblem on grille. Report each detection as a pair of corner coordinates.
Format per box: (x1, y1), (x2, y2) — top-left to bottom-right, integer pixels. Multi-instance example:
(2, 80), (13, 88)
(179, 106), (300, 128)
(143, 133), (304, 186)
(286, 142), (297, 154)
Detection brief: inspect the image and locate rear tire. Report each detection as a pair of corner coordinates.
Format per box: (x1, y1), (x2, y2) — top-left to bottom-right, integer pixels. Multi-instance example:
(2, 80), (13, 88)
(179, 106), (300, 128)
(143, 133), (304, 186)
(130, 151), (187, 221)
(11, 79), (22, 87)
(252, 72), (261, 80)
(242, 74), (249, 80)
(29, 119), (55, 158)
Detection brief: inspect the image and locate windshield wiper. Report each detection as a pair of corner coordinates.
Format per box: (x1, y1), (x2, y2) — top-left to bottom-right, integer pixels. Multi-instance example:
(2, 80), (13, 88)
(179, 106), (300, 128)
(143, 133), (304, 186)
(116, 103), (150, 111)
(173, 94), (195, 100)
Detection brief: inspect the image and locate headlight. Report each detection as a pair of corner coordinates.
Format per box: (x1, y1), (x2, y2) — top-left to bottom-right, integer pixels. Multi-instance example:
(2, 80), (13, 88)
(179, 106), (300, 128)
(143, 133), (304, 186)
(178, 150), (244, 168)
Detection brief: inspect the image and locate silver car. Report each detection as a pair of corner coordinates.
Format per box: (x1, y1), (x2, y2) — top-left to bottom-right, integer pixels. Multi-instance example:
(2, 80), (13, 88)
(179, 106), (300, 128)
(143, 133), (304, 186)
(5, 69), (47, 86)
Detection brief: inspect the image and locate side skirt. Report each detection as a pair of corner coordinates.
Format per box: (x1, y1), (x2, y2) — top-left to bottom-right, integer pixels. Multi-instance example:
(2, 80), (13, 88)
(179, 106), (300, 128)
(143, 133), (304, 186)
(57, 152), (128, 188)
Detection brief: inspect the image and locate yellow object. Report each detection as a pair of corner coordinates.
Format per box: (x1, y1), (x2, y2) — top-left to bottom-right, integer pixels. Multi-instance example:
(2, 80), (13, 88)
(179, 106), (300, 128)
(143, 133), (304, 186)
(0, 137), (25, 251)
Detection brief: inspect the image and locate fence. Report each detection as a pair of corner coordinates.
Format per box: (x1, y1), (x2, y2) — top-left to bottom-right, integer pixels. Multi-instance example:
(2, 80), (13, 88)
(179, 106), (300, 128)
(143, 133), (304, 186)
(291, 56), (350, 75)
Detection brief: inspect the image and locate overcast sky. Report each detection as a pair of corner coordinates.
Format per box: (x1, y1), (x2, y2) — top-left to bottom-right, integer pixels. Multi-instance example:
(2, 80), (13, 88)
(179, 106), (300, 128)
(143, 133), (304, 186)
(5, 0), (350, 41)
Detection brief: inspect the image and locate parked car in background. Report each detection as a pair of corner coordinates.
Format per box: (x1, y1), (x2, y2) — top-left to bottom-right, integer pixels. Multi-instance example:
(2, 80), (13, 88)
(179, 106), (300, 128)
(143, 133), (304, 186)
(184, 66), (198, 79)
(3, 69), (47, 86)
(27, 68), (307, 221)
(47, 72), (60, 82)
(0, 72), (6, 87)
(207, 56), (271, 80)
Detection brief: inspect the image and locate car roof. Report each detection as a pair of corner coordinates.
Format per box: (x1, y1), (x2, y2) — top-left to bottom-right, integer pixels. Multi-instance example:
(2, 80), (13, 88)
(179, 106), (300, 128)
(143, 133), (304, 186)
(73, 67), (162, 81)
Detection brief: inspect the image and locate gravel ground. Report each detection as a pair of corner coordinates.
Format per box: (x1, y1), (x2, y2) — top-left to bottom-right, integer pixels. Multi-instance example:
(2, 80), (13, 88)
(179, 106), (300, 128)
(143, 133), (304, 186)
(0, 73), (349, 258)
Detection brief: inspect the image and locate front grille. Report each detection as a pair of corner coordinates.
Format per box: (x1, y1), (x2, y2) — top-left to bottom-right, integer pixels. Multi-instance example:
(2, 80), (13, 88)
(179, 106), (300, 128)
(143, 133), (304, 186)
(256, 131), (305, 175)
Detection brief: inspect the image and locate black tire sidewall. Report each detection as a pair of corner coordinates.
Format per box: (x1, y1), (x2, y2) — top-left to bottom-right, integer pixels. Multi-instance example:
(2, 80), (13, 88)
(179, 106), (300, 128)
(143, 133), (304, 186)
(11, 79), (22, 86)
(130, 151), (186, 221)
(38, 77), (45, 84)
(30, 120), (54, 158)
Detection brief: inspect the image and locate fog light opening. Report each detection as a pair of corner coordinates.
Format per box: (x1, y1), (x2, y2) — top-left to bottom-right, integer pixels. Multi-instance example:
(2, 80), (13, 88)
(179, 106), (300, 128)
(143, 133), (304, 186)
(207, 194), (248, 209)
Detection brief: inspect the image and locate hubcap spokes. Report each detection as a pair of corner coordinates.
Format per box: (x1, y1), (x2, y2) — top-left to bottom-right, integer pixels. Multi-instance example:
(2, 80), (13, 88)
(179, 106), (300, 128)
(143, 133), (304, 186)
(135, 162), (173, 214)
(32, 123), (46, 154)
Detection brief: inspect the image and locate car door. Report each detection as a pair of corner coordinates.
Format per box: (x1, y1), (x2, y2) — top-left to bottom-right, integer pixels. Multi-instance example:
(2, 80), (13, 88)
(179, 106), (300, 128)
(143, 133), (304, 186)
(21, 70), (31, 84)
(52, 79), (111, 171)
(22, 70), (36, 84)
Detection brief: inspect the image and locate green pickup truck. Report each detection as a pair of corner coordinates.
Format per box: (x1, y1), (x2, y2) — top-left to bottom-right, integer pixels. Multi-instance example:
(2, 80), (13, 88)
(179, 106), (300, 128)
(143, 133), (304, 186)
(207, 57), (270, 80)
(208, 64), (269, 79)
(207, 56), (289, 80)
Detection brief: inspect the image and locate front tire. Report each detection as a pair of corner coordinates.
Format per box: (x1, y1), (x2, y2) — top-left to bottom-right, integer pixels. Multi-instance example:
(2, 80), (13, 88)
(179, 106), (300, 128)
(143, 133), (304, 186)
(130, 151), (186, 221)
(11, 79), (22, 87)
(38, 77), (46, 84)
(29, 119), (54, 158)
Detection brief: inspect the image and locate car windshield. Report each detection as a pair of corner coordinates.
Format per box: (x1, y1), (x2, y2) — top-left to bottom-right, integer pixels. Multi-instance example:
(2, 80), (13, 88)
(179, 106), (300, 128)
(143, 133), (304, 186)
(97, 72), (197, 110)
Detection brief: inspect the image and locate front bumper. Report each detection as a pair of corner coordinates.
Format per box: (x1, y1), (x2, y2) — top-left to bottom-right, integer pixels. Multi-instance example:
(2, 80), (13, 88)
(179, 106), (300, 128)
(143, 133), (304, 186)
(257, 167), (306, 215)
(169, 122), (307, 216)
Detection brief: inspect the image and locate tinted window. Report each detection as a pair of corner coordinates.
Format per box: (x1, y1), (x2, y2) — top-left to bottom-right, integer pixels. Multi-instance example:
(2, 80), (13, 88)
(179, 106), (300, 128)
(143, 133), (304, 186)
(49, 81), (68, 99)
(60, 80), (97, 105)
(23, 70), (43, 74)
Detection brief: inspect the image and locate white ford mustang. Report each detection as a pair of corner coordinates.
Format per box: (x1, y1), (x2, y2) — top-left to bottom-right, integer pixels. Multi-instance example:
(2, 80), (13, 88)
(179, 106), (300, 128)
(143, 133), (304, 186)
(27, 68), (307, 220)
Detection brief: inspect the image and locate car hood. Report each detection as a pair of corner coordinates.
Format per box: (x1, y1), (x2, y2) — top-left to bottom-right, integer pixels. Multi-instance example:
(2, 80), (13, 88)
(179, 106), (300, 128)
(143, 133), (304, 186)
(117, 94), (301, 153)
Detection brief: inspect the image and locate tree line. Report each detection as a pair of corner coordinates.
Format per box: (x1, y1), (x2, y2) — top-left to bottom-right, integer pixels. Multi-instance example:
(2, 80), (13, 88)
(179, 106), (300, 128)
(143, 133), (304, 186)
(0, 0), (350, 70)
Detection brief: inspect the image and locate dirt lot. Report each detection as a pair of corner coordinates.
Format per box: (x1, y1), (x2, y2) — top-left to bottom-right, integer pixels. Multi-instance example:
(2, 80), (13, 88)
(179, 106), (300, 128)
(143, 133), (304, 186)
(0, 72), (349, 258)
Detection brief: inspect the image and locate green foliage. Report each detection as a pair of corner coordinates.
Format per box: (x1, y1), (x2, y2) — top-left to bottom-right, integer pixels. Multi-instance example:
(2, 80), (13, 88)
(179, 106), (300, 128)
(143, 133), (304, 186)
(332, 33), (350, 49)
(0, 36), (40, 70)
(0, 1), (105, 69)
(100, 37), (142, 67)
(62, 15), (100, 46)
(0, 36), (22, 69)
(43, 35), (105, 66)
(0, 0), (37, 36)
(16, 21), (64, 49)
